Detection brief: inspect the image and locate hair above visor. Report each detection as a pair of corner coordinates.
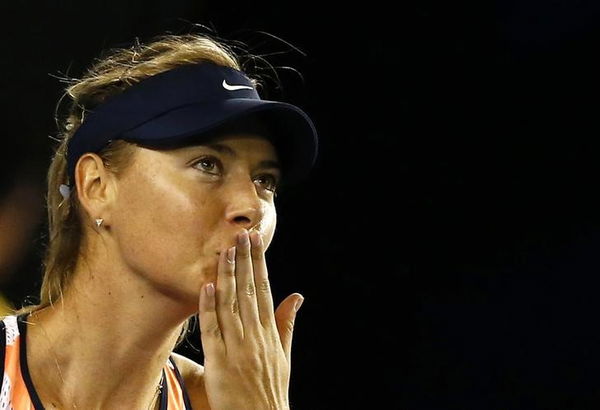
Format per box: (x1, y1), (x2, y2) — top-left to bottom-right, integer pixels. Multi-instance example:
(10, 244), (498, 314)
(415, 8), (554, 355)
(65, 62), (318, 188)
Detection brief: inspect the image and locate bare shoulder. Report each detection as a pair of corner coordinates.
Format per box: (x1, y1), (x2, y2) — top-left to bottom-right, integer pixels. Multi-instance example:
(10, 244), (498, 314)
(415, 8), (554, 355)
(171, 352), (211, 409)
(171, 351), (205, 379)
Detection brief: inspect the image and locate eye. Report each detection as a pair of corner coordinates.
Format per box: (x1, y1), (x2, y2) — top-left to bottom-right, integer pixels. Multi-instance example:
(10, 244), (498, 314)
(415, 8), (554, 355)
(254, 174), (279, 193)
(192, 156), (220, 174)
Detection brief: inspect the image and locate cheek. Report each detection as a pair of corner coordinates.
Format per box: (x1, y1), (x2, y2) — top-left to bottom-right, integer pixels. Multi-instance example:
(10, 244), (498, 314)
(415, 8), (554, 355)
(262, 205), (277, 249)
(111, 171), (217, 285)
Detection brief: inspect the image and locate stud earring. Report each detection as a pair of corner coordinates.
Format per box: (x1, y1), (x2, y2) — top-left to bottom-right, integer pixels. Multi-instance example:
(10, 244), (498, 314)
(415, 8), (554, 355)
(95, 218), (104, 228)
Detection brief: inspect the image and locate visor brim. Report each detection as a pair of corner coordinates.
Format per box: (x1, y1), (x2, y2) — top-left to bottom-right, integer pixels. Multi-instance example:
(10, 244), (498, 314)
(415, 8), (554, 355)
(120, 99), (318, 186)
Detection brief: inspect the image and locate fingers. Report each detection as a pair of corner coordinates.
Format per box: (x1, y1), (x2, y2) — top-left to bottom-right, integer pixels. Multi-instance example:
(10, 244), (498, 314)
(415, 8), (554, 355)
(249, 230), (276, 328)
(216, 247), (244, 341)
(274, 293), (304, 365)
(235, 230), (261, 335)
(199, 229), (280, 350)
(198, 282), (223, 356)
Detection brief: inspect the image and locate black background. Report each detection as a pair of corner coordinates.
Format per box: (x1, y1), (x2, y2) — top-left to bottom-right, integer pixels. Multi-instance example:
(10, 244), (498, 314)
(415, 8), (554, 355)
(3, 1), (600, 409)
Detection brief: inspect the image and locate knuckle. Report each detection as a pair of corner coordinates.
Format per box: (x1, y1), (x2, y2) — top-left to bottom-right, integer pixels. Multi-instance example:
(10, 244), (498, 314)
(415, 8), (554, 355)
(283, 318), (295, 334)
(257, 279), (270, 294)
(245, 282), (256, 296)
(230, 299), (239, 315)
(202, 322), (222, 339)
(220, 295), (238, 312)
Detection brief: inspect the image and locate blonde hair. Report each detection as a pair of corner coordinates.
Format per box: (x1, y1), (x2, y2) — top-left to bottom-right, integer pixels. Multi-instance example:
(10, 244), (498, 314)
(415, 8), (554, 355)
(16, 33), (260, 341)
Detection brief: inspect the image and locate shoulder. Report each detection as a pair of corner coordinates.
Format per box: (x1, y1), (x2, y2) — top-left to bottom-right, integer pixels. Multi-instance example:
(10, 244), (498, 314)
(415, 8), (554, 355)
(171, 351), (204, 379)
(170, 352), (211, 409)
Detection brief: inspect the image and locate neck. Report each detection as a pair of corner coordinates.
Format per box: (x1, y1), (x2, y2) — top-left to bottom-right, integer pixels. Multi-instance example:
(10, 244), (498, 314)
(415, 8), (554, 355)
(25, 249), (197, 409)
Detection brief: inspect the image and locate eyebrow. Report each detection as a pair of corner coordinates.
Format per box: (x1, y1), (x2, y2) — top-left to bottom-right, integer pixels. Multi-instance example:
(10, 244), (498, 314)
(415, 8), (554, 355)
(200, 143), (282, 171)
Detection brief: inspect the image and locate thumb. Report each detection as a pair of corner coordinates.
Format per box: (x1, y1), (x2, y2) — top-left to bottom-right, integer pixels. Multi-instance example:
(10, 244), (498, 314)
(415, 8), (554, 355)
(274, 293), (304, 364)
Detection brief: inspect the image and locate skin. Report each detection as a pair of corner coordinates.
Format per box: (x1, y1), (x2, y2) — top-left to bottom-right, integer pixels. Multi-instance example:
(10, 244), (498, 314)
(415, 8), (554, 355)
(25, 133), (304, 409)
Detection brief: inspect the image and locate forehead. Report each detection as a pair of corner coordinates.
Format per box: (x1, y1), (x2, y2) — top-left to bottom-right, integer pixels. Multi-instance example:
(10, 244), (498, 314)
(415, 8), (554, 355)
(179, 133), (279, 159)
(131, 133), (282, 176)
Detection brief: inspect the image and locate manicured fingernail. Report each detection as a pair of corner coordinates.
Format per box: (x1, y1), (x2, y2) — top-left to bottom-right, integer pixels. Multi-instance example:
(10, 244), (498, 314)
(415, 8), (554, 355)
(206, 282), (215, 297)
(250, 231), (261, 247)
(238, 230), (249, 245)
(227, 246), (236, 263)
(294, 296), (304, 312)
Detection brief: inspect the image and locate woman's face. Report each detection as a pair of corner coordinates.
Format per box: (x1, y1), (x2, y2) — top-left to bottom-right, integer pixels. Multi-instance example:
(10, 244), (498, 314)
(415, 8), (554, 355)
(108, 133), (280, 305)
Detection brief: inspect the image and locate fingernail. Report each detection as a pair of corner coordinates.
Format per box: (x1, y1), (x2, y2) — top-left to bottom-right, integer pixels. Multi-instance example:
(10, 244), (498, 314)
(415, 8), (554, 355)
(227, 246), (236, 264)
(294, 296), (304, 312)
(206, 282), (215, 297)
(250, 231), (262, 247)
(238, 230), (249, 245)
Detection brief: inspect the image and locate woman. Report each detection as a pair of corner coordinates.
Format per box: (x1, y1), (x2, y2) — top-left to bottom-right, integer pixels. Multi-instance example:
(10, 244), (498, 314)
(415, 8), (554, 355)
(0, 32), (318, 409)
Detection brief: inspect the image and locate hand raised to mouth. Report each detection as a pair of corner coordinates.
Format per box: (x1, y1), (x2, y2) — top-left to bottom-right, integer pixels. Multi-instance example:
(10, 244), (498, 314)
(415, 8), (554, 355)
(198, 229), (304, 410)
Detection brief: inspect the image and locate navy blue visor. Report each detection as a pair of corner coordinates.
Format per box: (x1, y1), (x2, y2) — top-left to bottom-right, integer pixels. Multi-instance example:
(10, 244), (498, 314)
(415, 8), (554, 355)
(66, 62), (318, 187)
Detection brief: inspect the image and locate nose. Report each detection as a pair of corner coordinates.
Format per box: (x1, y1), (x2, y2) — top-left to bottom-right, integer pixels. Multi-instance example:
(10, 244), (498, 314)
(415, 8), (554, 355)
(224, 178), (265, 231)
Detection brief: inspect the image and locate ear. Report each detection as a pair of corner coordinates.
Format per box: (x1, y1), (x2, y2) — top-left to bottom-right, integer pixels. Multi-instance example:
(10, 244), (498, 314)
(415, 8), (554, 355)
(74, 153), (117, 227)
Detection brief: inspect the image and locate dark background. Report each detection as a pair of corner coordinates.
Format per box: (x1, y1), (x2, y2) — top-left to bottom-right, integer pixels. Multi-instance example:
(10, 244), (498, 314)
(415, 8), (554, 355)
(2, 1), (600, 409)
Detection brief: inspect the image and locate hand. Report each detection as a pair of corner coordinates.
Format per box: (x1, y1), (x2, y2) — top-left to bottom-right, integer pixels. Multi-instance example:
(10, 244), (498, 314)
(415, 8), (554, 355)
(198, 230), (304, 410)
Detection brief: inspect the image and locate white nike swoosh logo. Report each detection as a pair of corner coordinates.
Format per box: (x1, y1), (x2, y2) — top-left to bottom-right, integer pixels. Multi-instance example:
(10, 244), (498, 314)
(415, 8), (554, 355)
(222, 79), (253, 91)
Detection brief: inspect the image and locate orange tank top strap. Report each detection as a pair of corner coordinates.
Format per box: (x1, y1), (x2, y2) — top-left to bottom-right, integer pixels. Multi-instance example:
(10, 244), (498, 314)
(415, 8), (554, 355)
(0, 314), (39, 409)
(161, 356), (193, 409)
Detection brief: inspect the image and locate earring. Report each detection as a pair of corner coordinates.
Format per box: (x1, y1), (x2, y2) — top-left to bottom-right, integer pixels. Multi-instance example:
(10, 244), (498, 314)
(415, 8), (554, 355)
(95, 218), (104, 228)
